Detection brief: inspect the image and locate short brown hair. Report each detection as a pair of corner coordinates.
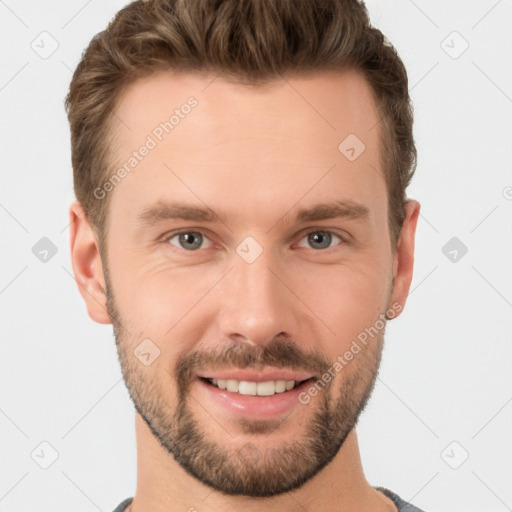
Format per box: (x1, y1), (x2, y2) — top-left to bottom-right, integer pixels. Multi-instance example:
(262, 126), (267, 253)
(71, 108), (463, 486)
(65, 0), (416, 249)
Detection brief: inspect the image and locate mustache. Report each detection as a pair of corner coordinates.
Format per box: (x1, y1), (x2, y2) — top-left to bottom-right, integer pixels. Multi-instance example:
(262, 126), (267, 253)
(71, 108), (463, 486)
(175, 337), (332, 391)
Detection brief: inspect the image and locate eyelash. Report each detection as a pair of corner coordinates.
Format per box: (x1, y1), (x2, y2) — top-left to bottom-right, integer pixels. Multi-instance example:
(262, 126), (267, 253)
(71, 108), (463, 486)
(161, 229), (347, 253)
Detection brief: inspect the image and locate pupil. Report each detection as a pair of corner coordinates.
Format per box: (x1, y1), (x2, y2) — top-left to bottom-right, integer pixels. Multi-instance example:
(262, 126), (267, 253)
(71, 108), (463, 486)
(181, 232), (200, 249)
(310, 232), (330, 249)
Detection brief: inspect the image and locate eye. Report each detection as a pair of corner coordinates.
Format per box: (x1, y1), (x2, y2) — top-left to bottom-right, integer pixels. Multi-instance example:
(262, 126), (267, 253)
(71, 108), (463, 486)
(296, 230), (344, 250)
(163, 229), (345, 253)
(166, 231), (213, 251)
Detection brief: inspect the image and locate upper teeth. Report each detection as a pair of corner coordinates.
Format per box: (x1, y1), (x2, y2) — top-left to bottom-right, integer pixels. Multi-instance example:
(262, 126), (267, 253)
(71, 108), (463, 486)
(210, 378), (298, 396)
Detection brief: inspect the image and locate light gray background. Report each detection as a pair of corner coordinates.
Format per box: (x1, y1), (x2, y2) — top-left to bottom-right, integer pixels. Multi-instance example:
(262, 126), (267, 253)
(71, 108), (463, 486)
(1, 1), (511, 511)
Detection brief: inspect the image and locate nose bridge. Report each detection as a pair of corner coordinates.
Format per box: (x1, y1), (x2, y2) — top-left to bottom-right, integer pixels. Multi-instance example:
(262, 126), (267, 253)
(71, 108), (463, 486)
(216, 243), (294, 345)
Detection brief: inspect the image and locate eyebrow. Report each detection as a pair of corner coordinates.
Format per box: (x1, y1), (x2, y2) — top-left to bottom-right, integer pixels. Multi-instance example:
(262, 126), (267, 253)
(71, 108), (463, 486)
(135, 200), (370, 228)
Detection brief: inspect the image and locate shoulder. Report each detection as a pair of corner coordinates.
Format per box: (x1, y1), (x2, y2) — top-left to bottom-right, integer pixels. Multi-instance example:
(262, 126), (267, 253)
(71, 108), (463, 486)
(111, 497), (134, 512)
(374, 486), (428, 512)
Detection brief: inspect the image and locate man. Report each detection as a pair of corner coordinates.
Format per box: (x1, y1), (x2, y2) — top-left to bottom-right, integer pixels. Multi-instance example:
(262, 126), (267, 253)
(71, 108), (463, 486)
(66, 0), (424, 511)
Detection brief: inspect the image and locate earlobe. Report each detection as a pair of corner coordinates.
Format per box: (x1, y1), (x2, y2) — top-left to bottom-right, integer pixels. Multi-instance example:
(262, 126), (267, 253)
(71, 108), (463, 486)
(68, 201), (112, 325)
(389, 199), (421, 317)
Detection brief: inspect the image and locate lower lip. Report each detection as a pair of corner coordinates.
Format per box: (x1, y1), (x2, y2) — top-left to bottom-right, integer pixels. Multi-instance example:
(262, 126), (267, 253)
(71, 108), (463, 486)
(194, 378), (315, 420)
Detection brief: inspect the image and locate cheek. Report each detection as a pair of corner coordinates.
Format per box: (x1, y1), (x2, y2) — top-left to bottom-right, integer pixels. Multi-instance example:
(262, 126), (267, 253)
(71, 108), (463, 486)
(112, 266), (219, 350)
(296, 263), (390, 353)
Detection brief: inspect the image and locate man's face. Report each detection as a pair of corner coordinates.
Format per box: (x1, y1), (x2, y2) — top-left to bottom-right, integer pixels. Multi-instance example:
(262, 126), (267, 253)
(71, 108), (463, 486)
(88, 69), (411, 497)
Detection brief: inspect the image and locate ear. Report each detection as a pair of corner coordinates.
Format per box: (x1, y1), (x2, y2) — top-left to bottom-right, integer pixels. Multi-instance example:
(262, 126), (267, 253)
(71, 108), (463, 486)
(68, 201), (112, 324)
(389, 199), (421, 317)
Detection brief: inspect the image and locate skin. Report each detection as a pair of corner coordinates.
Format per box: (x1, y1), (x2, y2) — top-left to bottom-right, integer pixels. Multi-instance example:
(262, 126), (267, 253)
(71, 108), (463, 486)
(69, 69), (420, 512)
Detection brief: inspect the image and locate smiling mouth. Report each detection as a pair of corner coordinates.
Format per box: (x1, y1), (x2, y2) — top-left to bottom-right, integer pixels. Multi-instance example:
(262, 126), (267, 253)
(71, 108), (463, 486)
(199, 377), (315, 396)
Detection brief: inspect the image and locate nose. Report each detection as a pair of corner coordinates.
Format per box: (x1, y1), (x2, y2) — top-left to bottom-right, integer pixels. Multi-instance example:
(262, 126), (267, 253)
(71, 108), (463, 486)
(215, 246), (300, 347)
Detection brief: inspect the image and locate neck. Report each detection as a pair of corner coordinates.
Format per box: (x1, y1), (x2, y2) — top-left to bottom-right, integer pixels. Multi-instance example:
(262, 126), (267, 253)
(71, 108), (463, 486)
(129, 413), (397, 512)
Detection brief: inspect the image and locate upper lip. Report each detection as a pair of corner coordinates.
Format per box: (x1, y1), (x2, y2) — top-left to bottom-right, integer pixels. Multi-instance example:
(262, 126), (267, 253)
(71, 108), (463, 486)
(196, 369), (315, 383)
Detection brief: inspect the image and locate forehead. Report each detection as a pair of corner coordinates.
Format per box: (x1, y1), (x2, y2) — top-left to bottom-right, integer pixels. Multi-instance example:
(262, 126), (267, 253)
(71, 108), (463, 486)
(106, 69), (385, 229)
(112, 68), (380, 148)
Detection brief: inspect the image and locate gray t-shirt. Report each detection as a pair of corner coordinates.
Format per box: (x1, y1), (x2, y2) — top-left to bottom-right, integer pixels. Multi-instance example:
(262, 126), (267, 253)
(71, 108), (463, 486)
(112, 487), (426, 511)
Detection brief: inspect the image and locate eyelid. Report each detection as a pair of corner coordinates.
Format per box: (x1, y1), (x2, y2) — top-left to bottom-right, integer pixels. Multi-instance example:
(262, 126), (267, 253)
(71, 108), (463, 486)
(162, 229), (215, 249)
(293, 228), (347, 249)
(160, 227), (349, 252)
